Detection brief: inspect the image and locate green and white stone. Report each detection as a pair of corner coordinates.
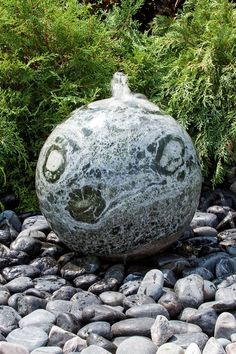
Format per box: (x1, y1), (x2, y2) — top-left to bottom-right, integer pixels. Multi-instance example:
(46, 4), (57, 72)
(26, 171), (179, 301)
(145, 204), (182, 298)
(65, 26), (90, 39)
(36, 72), (202, 258)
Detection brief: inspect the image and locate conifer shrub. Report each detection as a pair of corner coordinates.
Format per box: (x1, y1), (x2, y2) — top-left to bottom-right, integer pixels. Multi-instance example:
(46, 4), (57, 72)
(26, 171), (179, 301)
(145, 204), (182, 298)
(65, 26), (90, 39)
(0, 0), (235, 210)
(125, 0), (236, 185)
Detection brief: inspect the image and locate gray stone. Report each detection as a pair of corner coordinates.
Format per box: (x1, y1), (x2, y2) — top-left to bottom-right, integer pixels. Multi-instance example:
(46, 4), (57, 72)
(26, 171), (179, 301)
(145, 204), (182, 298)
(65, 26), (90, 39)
(168, 332), (209, 350)
(73, 274), (100, 289)
(19, 309), (56, 332)
(151, 315), (173, 346)
(182, 267), (214, 280)
(158, 290), (183, 317)
(193, 226), (218, 237)
(46, 300), (72, 316)
(202, 337), (226, 354)
(33, 275), (67, 293)
(226, 343), (236, 353)
(216, 258), (236, 279)
(11, 295), (47, 317)
(36, 72), (201, 258)
(6, 277), (33, 293)
(78, 322), (112, 340)
(169, 320), (202, 334)
(191, 212), (218, 229)
(30, 347), (63, 354)
(185, 343), (202, 354)
(17, 229), (46, 241)
(116, 336), (156, 354)
(63, 336), (87, 354)
(87, 333), (117, 353)
(217, 338), (231, 348)
(0, 342), (29, 354)
(0, 305), (21, 335)
(99, 291), (125, 306)
(88, 279), (118, 295)
(0, 287), (10, 305)
(215, 287), (236, 302)
(51, 286), (77, 300)
(56, 312), (80, 334)
(119, 280), (141, 296)
(80, 345), (110, 353)
(178, 308), (198, 321)
(156, 343), (184, 354)
(6, 326), (48, 352)
(22, 215), (49, 233)
(214, 312), (236, 340)
(30, 257), (59, 276)
(138, 269), (164, 301)
(48, 325), (76, 348)
(186, 307), (217, 336)
(112, 318), (155, 337)
(82, 304), (125, 323)
(70, 290), (102, 313)
(123, 294), (155, 309)
(199, 300), (236, 312)
(203, 280), (216, 301)
(10, 236), (41, 257)
(174, 275), (204, 308)
(2, 265), (40, 282)
(126, 303), (169, 319)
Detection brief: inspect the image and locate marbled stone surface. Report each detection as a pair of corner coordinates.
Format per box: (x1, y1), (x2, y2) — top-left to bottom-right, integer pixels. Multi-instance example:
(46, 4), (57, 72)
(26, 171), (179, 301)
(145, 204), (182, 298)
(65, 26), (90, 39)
(36, 73), (201, 257)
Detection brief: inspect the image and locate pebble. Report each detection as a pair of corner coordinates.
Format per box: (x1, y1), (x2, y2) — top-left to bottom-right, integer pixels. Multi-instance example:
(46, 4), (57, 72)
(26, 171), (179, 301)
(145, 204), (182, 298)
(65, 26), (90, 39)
(191, 212), (218, 228)
(19, 309), (56, 332)
(82, 304), (125, 323)
(0, 342), (29, 354)
(0, 305), (21, 335)
(30, 347), (63, 354)
(73, 274), (100, 289)
(11, 295), (47, 316)
(51, 286), (77, 300)
(116, 336), (156, 354)
(226, 342), (236, 353)
(151, 315), (173, 346)
(119, 280), (141, 296)
(137, 269), (164, 301)
(63, 336), (87, 354)
(46, 300), (72, 316)
(80, 345), (111, 353)
(22, 215), (49, 233)
(99, 291), (125, 306)
(30, 257), (59, 276)
(111, 317), (155, 337)
(33, 275), (67, 293)
(174, 274), (204, 308)
(0, 286), (10, 305)
(185, 343), (202, 354)
(48, 325), (76, 347)
(56, 312), (80, 334)
(158, 290), (183, 317)
(125, 303), (169, 319)
(10, 236), (41, 257)
(214, 312), (236, 339)
(186, 307), (217, 336)
(169, 320), (202, 334)
(168, 332), (209, 350)
(202, 337), (226, 354)
(6, 326), (48, 352)
(78, 321), (112, 340)
(88, 278), (119, 294)
(156, 342), (184, 354)
(6, 276), (33, 293)
(2, 265), (40, 281)
(123, 294), (155, 309)
(87, 333), (117, 353)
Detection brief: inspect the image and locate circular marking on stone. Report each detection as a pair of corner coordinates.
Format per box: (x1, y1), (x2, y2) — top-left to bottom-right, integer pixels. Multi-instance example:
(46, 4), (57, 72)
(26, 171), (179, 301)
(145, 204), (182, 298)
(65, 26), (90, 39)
(66, 185), (106, 224)
(155, 135), (185, 175)
(43, 145), (66, 182)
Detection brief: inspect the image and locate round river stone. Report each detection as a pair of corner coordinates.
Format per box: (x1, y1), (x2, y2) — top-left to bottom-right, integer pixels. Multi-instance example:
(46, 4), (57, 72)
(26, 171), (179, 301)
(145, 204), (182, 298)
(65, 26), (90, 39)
(36, 72), (201, 258)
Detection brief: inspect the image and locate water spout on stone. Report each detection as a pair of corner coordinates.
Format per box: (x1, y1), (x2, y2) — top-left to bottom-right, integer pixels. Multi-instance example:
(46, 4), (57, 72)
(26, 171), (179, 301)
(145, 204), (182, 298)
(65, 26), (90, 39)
(111, 72), (131, 99)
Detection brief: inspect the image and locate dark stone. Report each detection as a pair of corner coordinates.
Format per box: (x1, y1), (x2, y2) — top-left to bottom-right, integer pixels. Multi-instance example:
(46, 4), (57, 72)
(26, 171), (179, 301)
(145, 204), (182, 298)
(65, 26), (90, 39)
(30, 256), (59, 276)
(10, 236), (41, 257)
(33, 275), (67, 293)
(119, 280), (141, 296)
(51, 286), (77, 301)
(56, 312), (80, 334)
(74, 274), (100, 290)
(123, 294), (155, 310)
(88, 278), (118, 295)
(2, 265), (40, 282)
(126, 303), (169, 319)
(112, 318), (155, 337)
(87, 333), (117, 354)
(78, 321), (112, 340)
(82, 304), (125, 323)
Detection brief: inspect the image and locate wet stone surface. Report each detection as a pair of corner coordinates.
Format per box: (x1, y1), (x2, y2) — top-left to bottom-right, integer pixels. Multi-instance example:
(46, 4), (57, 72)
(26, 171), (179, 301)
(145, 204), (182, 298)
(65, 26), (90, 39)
(0, 186), (236, 352)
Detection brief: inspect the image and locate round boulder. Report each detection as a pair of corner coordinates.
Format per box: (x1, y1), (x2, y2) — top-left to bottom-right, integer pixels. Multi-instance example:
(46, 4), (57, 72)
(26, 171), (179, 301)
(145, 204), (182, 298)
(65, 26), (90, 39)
(36, 72), (201, 258)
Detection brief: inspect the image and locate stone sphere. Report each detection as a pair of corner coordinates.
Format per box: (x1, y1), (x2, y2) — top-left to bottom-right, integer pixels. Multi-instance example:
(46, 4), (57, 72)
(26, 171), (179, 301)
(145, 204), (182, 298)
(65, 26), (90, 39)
(36, 73), (202, 258)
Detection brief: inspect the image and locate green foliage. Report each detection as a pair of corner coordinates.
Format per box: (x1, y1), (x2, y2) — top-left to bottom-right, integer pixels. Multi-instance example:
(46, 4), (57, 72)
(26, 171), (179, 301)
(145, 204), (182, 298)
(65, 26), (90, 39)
(129, 0), (236, 184)
(0, 0), (235, 210)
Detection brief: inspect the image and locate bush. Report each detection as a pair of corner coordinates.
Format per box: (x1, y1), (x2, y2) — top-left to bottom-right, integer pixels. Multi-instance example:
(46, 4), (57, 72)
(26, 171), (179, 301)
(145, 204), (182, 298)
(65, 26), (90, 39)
(126, 0), (236, 184)
(0, 0), (235, 210)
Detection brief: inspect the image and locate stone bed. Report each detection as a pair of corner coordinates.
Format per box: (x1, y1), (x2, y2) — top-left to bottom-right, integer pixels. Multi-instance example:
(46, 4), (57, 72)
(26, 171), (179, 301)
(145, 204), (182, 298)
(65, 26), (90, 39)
(0, 185), (236, 354)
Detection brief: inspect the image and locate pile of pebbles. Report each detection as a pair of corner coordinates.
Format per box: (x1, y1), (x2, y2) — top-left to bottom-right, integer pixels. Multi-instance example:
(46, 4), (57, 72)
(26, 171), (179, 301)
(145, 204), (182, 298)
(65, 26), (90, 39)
(0, 186), (236, 353)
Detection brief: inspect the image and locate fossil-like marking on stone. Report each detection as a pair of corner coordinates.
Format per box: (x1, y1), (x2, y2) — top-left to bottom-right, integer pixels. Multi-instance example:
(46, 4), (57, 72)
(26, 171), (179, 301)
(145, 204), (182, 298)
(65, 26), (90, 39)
(155, 135), (185, 175)
(43, 145), (66, 182)
(66, 185), (106, 224)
